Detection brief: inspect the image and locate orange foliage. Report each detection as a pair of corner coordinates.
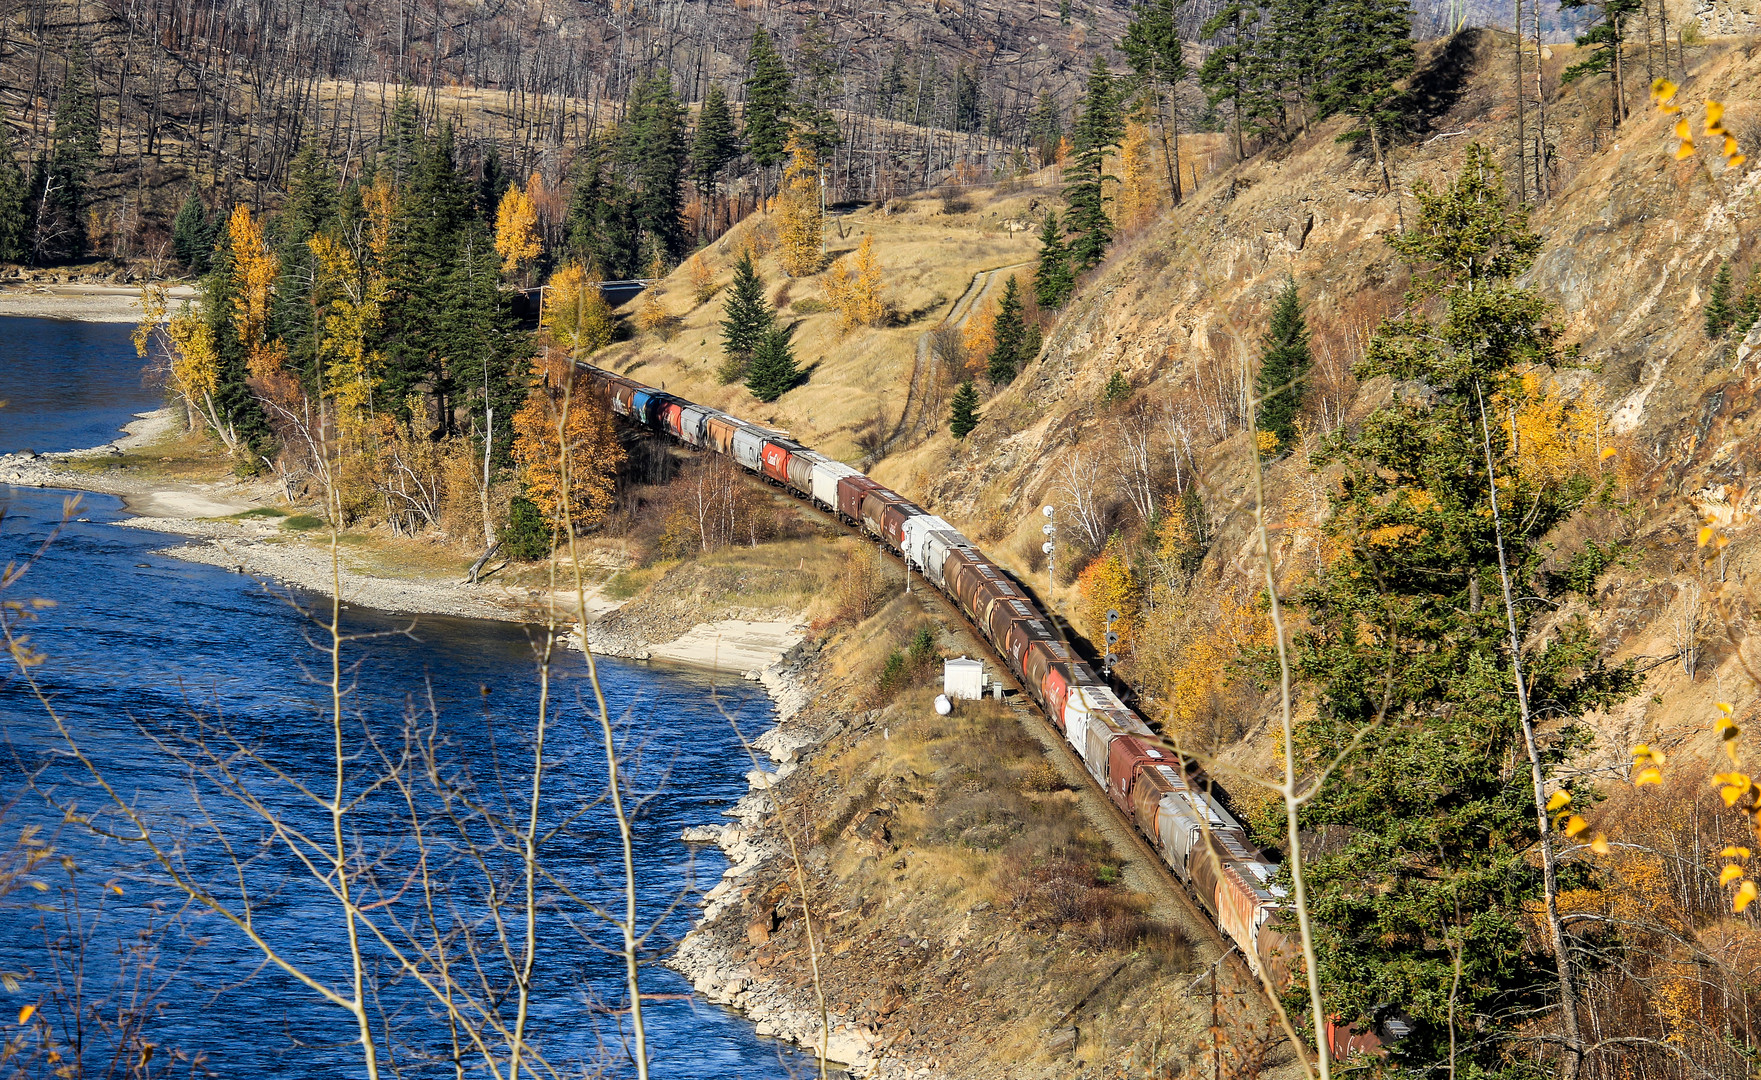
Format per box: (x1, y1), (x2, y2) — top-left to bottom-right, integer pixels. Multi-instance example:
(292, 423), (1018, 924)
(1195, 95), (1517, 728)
(1077, 535), (1140, 654)
(510, 382), (625, 532)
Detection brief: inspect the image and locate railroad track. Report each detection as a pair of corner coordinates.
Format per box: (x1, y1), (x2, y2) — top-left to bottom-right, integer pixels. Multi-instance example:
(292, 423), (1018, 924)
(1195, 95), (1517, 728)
(721, 461), (1298, 1064)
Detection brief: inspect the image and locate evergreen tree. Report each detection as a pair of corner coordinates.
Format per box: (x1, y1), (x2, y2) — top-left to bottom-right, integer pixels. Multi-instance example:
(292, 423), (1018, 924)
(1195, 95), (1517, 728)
(441, 222), (532, 465)
(1294, 145), (1638, 1077)
(1736, 273), (1761, 338)
(0, 114), (25, 264)
(953, 65), (983, 133)
(1250, 0), (1324, 141)
(477, 145), (511, 224)
(619, 70), (689, 263)
(1706, 261), (1735, 339)
(1313, 0), (1413, 187)
(1029, 91), (1063, 165)
(744, 29), (794, 176)
(268, 147), (339, 390)
(1065, 57), (1124, 275)
(720, 250), (773, 380)
(949, 380), (981, 438)
(172, 191), (213, 273)
(1122, 0), (1187, 203)
(1101, 370), (1131, 404)
(1253, 278), (1312, 451)
(566, 134), (640, 280)
(878, 47), (910, 120)
(1559, 0), (1642, 128)
(1198, 2), (1261, 159)
(745, 322), (800, 402)
(690, 84), (740, 202)
(1034, 211), (1074, 309)
(382, 87), (425, 184)
(31, 47), (101, 263)
(794, 17), (843, 156)
(987, 276), (1028, 384)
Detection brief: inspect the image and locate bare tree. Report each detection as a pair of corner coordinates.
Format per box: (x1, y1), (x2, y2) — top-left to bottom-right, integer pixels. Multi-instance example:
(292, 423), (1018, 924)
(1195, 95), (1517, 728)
(1669, 579), (1706, 680)
(1054, 448), (1108, 552)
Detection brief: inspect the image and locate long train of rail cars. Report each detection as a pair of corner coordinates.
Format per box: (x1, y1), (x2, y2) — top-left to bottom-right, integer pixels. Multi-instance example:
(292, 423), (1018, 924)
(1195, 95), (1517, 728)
(574, 361), (1384, 1059)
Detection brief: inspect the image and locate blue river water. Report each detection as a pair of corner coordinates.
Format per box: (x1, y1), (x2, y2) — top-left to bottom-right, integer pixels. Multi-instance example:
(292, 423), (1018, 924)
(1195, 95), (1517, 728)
(0, 316), (806, 1078)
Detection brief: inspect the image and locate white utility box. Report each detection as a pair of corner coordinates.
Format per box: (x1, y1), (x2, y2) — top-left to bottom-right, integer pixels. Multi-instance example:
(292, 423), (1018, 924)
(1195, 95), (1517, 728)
(943, 656), (986, 700)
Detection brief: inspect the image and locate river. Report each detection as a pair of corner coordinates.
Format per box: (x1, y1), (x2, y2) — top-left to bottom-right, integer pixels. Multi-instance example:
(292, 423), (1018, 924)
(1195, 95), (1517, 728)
(0, 315), (808, 1078)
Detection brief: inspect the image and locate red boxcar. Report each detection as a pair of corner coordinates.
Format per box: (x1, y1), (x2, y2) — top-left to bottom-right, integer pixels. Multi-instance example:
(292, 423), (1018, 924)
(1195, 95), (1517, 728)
(1004, 618), (1058, 681)
(836, 475), (882, 522)
(1105, 735), (1176, 815)
(984, 595), (1037, 651)
(1041, 660), (1102, 731)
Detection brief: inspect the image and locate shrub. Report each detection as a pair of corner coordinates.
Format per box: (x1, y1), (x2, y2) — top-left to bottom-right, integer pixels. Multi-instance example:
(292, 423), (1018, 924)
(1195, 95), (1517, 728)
(500, 495), (553, 561)
(282, 514), (324, 530)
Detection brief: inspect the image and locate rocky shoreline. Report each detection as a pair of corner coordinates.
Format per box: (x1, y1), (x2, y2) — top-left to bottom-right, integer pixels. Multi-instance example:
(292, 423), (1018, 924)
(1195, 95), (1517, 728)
(664, 644), (929, 1080)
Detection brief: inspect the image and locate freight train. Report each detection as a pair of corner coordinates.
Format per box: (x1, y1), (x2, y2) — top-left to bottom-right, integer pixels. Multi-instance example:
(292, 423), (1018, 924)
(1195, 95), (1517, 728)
(574, 360), (1307, 1002)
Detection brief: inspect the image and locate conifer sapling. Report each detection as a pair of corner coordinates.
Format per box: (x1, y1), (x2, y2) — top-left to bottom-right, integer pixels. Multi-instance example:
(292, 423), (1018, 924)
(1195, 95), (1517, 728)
(949, 381), (982, 438)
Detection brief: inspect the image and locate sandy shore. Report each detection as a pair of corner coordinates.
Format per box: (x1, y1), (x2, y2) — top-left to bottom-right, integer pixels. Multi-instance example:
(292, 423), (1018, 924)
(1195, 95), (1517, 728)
(4, 408), (809, 669)
(0, 283), (199, 323)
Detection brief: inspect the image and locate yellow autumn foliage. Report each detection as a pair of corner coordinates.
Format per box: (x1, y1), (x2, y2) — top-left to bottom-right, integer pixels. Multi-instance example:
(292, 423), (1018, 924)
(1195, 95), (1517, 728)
(227, 205), (278, 352)
(310, 233), (387, 425)
(1077, 535), (1140, 654)
(494, 182), (542, 277)
(962, 296), (996, 374)
(775, 136), (824, 278)
(542, 263), (615, 352)
(1115, 119), (1158, 232)
(1498, 370), (1610, 487)
(510, 384), (625, 531)
(823, 234), (889, 334)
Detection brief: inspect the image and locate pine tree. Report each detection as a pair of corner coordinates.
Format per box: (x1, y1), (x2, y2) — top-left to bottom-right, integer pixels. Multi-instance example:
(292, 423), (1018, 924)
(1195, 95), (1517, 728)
(1706, 261), (1735, 339)
(1295, 145), (1638, 1076)
(1034, 211), (1074, 309)
(949, 380), (981, 438)
(1559, 0), (1642, 128)
(690, 84), (740, 203)
(0, 113), (25, 264)
(1122, 0), (1187, 203)
(744, 29), (794, 177)
(987, 276), (1028, 384)
(1198, 2), (1261, 160)
(1253, 278), (1312, 451)
(745, 322), (800, 402)
(720, 250), (773, 381)
(1065, 58), (1125, 275)
(171, 191), (213, 273)
(1313, 0), (1413, 188)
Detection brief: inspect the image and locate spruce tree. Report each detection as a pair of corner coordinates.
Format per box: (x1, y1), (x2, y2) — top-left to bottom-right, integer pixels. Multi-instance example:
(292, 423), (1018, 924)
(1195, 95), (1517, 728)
(745, 322), (800, 402)
(719, 250), (773, 380)
(1736, 272), (1761, 338)
(0, 115), (32, 264)
(1034, 211), (1074, 309)
(1065, 58), (1124, 275)
(949, 380), (981, 438)
(1253, 278), (1312, 451)
(794, 17), (843, 155)
(567, 136), (639, 280)
(441, 222), (532, 465)
(1313, 0), (1413, 187)
(690, 84), (739, 203)
(1198, 2), (1261, 159)
(1294, 145), (1638, 1076)
(477, 145), (511, 224)
(744, 29), (794, 177)
(32, 47), (100, 263)
(172, 191), (213, 273)
(1122, 0), (1187, 202)
(620, 70), (689, 263)
(1706, 261), (1735, 339)
(1101, 370), (1131, 404)
(987, 275), (1027, 384)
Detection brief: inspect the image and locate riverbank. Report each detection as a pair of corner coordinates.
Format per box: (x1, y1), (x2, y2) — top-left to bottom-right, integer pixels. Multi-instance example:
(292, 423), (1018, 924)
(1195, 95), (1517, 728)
(2, 408), (812, 668)
(0, 282), (198, 322)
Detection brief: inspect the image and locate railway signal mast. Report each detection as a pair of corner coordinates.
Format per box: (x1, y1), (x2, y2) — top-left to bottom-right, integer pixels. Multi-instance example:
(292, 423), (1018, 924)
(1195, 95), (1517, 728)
(1041, 504), (1056, 599)
(1104, 609), (1120, 679)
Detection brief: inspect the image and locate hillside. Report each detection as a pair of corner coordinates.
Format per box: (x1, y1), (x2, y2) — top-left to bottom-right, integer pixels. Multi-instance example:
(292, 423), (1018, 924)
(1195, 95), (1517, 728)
(616, 24), (1761, 828)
